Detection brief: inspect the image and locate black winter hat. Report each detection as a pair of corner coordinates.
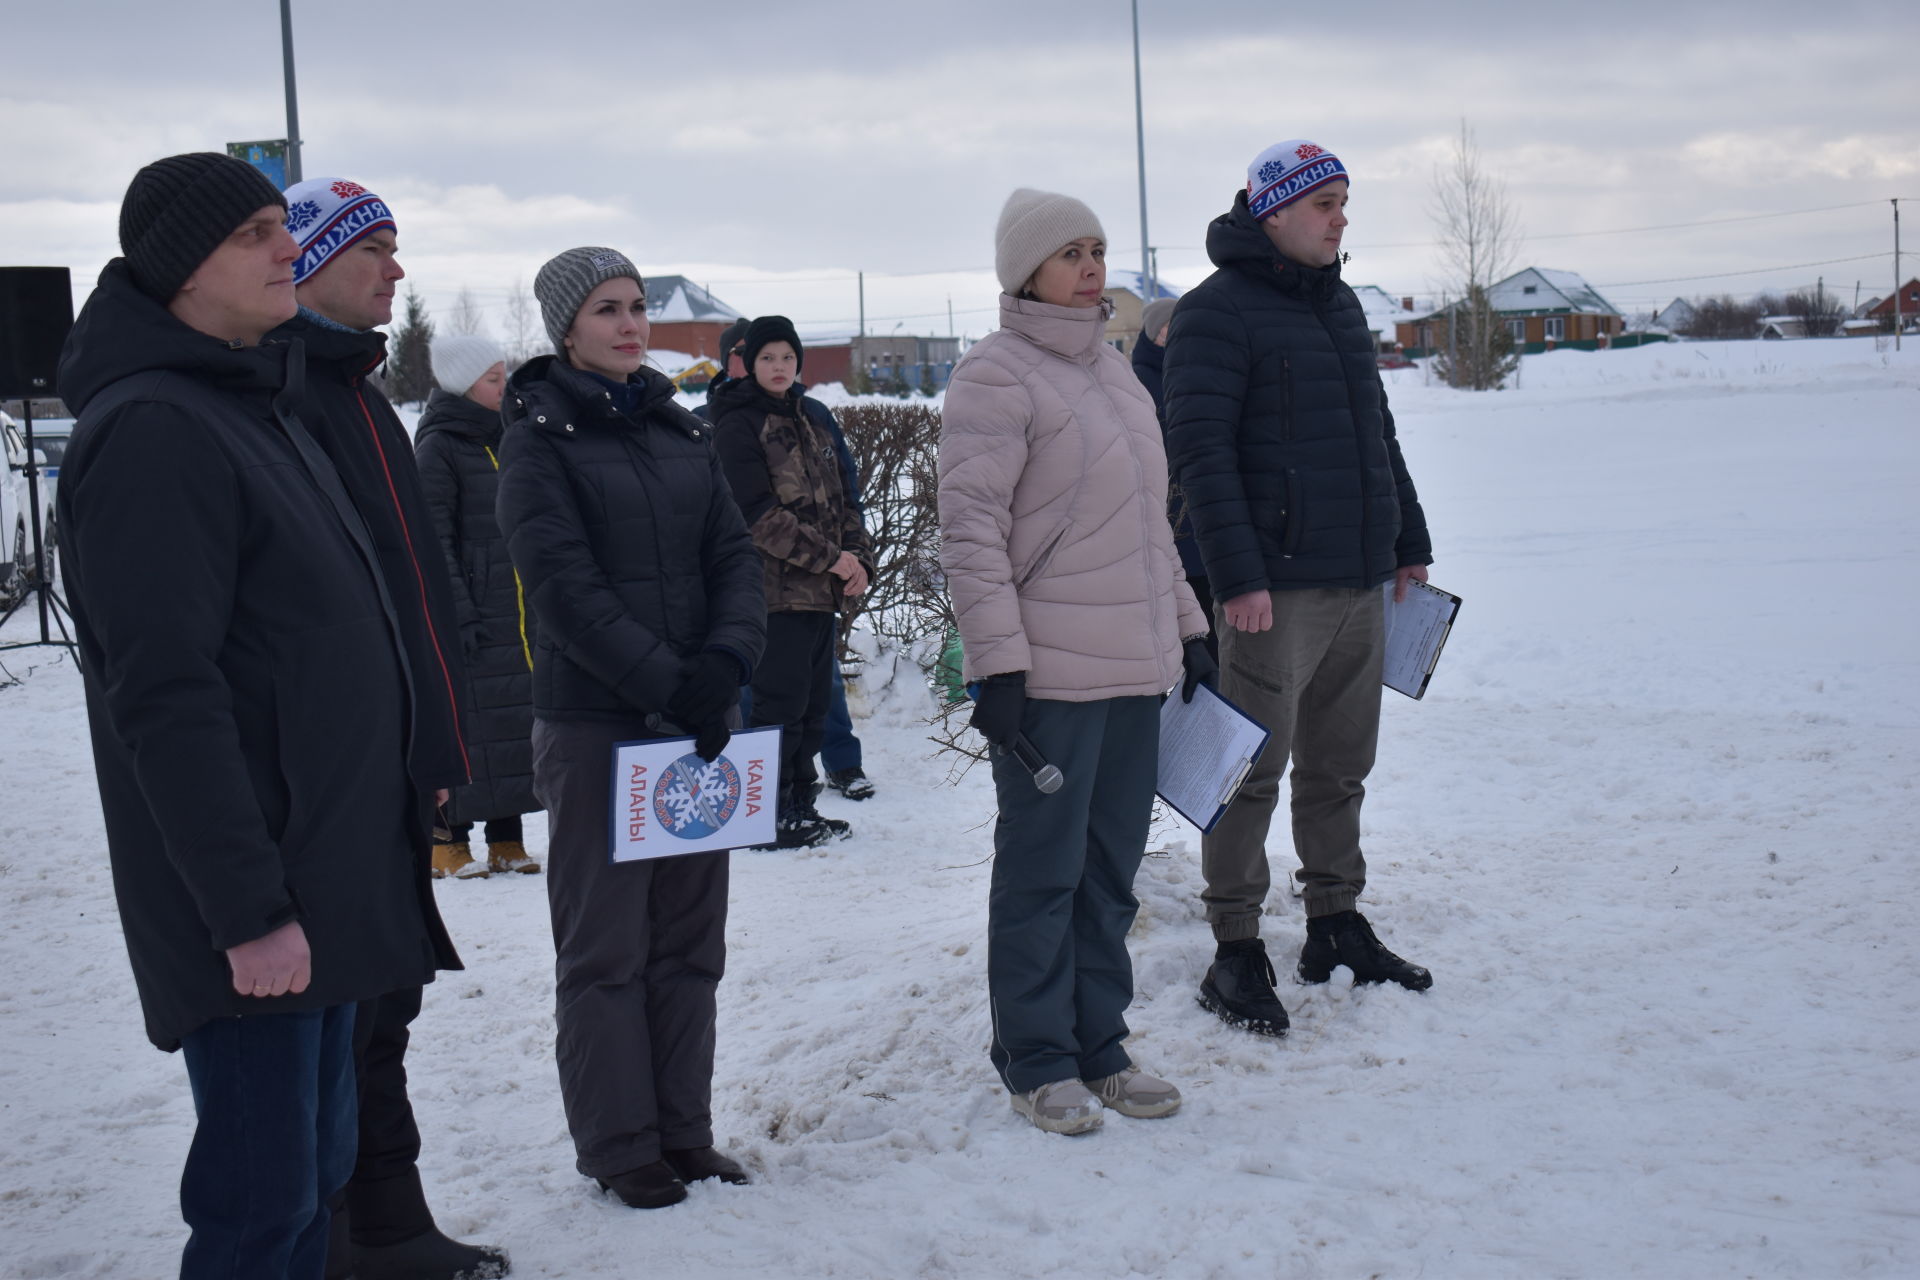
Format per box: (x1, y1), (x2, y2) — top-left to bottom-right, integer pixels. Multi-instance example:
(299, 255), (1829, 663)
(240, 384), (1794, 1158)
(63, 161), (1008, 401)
(718, 318), (749, 361)
(119, 152), (290, 301)
(742, 315), (803, 376)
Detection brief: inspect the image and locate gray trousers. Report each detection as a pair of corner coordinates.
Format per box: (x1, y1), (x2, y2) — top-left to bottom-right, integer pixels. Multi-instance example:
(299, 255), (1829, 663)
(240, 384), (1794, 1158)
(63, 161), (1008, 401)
(1202, 587), (1384, 939)
(531, 717), (729, 1179)
(987, 696), (1158, 1094)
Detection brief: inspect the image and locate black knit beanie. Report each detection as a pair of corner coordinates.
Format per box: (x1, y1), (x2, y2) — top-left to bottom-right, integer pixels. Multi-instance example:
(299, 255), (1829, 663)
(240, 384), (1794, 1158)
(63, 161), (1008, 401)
(119, 152), (289, 301)
(718, 318), (750, 361)
(742, 315), (803, 376)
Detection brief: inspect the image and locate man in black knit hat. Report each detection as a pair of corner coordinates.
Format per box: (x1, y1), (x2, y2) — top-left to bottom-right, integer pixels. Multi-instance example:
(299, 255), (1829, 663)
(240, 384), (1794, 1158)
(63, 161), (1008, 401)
(55, 152), (463, 1278)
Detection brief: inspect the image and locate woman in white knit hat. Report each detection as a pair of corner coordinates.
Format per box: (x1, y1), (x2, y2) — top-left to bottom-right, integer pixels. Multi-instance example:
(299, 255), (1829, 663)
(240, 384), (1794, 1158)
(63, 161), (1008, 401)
(938, 189), (1214, 1135)
(414, 333), (543, 879)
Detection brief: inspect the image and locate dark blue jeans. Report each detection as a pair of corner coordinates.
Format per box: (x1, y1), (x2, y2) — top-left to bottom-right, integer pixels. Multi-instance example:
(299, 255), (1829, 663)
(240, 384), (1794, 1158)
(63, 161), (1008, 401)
(740, 664), (863, 774)
(179, 1004), (358, 1280)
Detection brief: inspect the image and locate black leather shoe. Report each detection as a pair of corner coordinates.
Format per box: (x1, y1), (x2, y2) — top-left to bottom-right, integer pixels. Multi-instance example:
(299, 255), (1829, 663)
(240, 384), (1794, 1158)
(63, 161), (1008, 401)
(595, 1161), (688, 1209)
(663, 1146), (751, 1185)
(1298, 911), (1433, 990)
(1197, 938), (1290, 1036)
(354, 1227), (510, 1279)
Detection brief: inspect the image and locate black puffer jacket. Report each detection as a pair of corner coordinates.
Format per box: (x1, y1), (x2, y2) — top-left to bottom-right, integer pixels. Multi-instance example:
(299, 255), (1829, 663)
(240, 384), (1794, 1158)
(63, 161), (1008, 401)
(56, 261), (458, 1051)
(495, 357), (766, 722)
(415, 389), (537, 824)
(271, 314), (472, 794)
(1164, 191), (1431, 599)
(1130, 334), (1207, 582)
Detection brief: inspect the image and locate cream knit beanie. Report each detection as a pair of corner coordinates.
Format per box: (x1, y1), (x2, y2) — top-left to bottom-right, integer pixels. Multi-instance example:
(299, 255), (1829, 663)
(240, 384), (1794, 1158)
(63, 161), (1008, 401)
(431, 333), (506, 396)
(994, 188), (1106, 296)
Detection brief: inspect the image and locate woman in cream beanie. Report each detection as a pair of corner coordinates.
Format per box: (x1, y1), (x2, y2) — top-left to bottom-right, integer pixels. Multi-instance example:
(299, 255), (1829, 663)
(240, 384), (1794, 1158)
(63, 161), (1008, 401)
(939, 189), (1213, 1135)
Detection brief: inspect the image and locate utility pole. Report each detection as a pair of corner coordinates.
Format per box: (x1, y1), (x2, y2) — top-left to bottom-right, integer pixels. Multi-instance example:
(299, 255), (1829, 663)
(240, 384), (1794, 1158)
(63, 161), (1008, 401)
(858, 271), (865, 339)
(947, 294), (954, 339)
(280, 0), (303, 184)
(1894, 198), (1902, 352)
(1131, 0), (1151, 298)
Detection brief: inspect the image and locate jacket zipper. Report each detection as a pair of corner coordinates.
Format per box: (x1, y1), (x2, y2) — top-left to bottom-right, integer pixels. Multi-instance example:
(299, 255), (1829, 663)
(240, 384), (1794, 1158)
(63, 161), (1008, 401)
(483, 445), (534, 671)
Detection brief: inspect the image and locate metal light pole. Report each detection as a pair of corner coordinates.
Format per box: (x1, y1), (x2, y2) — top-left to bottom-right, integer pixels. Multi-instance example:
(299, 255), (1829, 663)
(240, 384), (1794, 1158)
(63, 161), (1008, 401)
(1131, 0), (1151, 299)
(281, 0), (303, 184)
(1894, 198), (1902, 352)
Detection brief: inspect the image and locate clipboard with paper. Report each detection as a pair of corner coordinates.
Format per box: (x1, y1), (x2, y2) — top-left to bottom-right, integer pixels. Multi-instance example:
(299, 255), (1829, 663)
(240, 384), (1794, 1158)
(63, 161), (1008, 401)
(1156, 683), (1270, 834)
(1381, 579), (1462, 700)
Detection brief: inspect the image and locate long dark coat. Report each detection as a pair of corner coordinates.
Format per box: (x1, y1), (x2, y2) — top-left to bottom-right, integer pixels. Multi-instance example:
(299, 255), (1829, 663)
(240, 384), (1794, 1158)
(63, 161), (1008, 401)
(1163, 190), (1432, 601)
(495, 358), (766, 723)
(55, 261), (459, 1051)
(414, 389), (538, 825)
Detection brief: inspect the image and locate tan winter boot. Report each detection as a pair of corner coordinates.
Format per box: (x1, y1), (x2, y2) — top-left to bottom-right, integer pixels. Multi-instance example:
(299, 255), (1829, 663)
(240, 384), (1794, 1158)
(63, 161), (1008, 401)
(487, 840), (541, 875)
(431, 842), (488, 879)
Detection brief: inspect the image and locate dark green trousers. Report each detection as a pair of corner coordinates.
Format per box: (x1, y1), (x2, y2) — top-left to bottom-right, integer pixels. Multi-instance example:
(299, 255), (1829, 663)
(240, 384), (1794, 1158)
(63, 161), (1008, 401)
(986, 695), (1159, 1094)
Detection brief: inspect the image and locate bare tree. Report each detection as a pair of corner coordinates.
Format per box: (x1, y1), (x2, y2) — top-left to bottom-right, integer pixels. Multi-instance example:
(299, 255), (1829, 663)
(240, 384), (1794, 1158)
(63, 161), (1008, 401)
(446, 286), (488, 338)
(1428, 121), (1521, 390)
(502, 278), (543, 366)
(1784, 282), (1845, 337)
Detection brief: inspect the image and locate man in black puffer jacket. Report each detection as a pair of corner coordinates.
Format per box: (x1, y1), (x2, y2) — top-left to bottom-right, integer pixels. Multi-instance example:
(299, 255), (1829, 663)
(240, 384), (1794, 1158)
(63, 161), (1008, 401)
(1165, 140), (1435, 1037)
(274, 176), (507, 1280)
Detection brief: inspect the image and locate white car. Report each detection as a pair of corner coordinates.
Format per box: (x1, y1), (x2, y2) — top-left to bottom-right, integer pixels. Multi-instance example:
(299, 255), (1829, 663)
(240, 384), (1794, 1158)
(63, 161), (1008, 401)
(2, 410), (60, 606)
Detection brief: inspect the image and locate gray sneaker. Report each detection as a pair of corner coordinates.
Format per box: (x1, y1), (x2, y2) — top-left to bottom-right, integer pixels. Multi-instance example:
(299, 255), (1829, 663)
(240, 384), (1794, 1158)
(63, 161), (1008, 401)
(1009, 1078), (1103, 1135)
(1087, 1064), (1181, 1118)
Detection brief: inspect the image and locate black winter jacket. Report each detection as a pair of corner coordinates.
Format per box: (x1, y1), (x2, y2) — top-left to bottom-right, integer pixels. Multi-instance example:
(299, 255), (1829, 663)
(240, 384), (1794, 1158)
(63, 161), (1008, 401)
(414, 389), (538, 825)
(55, 261), (458, 1051)
(1130, 334), (1207, 582)
(271, 314), (473, 793)
(495, 358), (766, 723)
(1164, 191), (1431, 600)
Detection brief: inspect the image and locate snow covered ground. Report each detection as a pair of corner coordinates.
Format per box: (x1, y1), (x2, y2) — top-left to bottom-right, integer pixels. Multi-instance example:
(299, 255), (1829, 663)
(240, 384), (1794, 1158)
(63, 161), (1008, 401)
(3, 338), (1917, 1278)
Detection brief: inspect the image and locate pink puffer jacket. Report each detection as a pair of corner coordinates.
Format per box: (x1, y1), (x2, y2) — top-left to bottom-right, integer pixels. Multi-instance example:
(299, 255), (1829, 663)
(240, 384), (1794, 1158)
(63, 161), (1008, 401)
(939, 294), (1206, 701)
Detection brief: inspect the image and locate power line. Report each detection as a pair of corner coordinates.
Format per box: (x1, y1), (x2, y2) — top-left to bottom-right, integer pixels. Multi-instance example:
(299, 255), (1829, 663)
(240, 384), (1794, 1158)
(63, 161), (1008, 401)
(1592, 252), (1889, 289)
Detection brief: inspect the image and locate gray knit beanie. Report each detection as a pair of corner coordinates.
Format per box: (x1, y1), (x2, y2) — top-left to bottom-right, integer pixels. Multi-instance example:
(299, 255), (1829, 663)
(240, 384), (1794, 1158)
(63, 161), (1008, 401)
(119, 152), (289, 301)
(1141, 298), (1178, 341)
(431, 333), (506, 396)
(994, 188), (1106, 296)
(533, 246), (645, 357)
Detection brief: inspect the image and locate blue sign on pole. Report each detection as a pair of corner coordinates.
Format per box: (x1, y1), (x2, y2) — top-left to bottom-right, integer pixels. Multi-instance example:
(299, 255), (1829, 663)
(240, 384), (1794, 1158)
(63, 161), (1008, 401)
(225, 140), (289, 191)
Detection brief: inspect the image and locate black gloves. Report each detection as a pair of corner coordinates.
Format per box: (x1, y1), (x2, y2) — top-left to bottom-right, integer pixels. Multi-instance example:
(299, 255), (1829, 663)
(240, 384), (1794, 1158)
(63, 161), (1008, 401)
(969, 672), (1026, 750)
(669, 652), (740, 762)
(1180, 637), (1218, 703)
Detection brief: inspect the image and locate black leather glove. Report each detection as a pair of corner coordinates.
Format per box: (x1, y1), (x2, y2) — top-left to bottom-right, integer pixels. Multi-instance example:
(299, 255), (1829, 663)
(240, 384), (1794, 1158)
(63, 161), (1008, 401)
(668, 652), (740, 727)
(1180, 637), (1218, 703)
(691, 721), (731, 764)
(969, 672), (1026, 750)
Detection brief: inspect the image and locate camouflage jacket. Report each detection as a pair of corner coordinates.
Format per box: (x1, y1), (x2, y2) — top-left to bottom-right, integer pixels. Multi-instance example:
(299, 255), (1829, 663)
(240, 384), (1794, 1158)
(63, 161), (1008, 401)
(712, 380), (873, 613)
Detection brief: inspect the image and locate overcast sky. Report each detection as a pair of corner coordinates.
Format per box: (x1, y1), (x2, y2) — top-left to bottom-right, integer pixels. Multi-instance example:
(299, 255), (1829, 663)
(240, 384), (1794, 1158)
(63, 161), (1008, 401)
(5, 0), (1916, 341)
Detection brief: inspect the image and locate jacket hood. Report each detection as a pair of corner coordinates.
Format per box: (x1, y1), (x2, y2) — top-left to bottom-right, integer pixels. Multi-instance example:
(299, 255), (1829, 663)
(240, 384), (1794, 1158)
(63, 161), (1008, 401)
(504, 356), (698, 438)
(57, 258), (295, 415)
(1131, 333), (1164, 376)
(415, 387), (502, 446)
(1204, 191), (1345, 297)
(995, 293), (1113, 362)
(276, 311), (388, 381)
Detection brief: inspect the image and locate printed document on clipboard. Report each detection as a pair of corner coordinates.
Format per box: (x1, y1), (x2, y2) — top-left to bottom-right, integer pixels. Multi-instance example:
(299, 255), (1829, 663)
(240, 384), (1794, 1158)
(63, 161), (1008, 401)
(1156, 684), (1270, 834)
(1382, 579), (1462, 700)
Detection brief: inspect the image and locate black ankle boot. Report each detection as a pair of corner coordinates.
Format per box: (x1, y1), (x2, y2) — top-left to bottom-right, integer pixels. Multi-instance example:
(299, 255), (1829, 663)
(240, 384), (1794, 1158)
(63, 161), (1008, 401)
(595, 1160), (689, 1209)
(354, 1228), (510, 1280)
(1298, 911), (1433, 990)
(1197, 938), (1290, 1036)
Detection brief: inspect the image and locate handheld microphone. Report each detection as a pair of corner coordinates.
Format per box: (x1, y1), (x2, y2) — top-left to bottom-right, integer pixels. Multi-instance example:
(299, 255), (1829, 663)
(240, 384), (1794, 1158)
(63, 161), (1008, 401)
(1009, 732), (1063, 794)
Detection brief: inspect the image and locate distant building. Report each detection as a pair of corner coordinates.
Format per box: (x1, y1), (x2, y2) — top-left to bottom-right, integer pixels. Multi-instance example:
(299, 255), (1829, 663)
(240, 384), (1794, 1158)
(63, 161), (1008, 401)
(1756, 315), (1808, 340)
(1349, 284), (1417, 355)
(1865, 278), (1920, 331)
(803, 333), (964, 392)
(1652, 297), (1697, 334)
(645, 275), (744, 359)
(1398, 267), (1626, 355)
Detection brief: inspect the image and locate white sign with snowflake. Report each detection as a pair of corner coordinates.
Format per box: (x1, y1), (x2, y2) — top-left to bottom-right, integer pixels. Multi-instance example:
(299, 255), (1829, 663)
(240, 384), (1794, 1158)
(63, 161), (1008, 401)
(608, 728), (782, 861)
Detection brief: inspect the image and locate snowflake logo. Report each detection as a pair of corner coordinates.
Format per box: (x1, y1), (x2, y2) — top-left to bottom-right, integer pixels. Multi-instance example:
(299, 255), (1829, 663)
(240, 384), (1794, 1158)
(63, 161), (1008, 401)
(652, 754), (743, 840)
(329, 180), (367, 199)
(1257, 159), (1289, 185)
(285, 199), (322, 232)
(1295, 143), (1325, 162)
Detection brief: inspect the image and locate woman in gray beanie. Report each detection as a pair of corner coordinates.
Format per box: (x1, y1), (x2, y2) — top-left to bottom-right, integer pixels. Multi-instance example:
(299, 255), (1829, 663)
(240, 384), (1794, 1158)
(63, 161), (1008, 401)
(494, 247), (767, 1207)
(939, 189), (1213, 1134)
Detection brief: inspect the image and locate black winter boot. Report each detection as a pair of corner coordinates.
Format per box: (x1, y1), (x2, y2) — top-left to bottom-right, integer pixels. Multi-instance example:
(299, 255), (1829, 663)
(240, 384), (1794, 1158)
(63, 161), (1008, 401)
(1298, 911), (1433, 990)
(354, 1229), (510, 1280)
(1197, 938), (1290, 1036)
(663, 1145), (751, 1185)
(595, 1160), (689, 1209)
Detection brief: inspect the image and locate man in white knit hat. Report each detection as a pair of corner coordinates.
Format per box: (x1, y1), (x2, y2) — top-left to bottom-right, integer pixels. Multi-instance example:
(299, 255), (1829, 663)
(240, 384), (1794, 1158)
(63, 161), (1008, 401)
(1165, 141), (1436, 1040)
